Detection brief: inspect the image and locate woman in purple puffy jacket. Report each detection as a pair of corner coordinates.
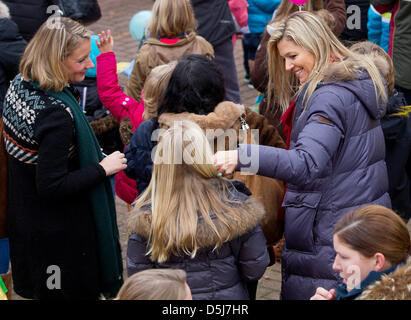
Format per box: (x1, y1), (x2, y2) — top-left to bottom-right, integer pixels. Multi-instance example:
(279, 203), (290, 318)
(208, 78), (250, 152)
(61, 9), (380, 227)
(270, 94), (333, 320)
(214, 11), (391, 300)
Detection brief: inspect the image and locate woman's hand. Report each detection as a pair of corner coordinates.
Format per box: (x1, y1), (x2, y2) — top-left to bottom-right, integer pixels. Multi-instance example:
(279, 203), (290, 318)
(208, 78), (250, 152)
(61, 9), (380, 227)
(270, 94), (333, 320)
(99, 151), (127, 176)
(213, 150), (238, 176)
(310, 287), (336, 300)
(96, 29), (114, 53)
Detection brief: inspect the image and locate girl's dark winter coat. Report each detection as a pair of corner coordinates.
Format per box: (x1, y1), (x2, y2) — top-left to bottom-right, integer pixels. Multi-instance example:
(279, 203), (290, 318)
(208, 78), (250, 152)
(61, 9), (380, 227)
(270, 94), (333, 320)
(127, 180), (270, 300)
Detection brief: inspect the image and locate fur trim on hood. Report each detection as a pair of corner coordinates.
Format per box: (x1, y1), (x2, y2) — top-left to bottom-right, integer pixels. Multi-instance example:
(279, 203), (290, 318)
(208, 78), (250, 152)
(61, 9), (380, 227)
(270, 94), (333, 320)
(322, 54), (390, 84)
(320, 54), (388, 120)
(130, 191), (265, 249)
(158, 101), (245, 131)
(0, 1), (10, 19)
(358, 257), (411, 300)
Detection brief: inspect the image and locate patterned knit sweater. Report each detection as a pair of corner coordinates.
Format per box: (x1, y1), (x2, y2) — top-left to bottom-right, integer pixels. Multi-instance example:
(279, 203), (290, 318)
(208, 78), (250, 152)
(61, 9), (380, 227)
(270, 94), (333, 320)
(2, 74), (75, 164)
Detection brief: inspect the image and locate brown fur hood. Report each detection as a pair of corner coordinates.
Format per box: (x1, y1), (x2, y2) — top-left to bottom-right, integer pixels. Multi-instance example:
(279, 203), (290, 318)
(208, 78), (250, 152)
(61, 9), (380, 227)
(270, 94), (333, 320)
(129, 188), (265, 249)
(158, 101), (245, 132)
(358, 257), (411, 300)
(158, 101), (247, 150)
(158, 100), (285, 150)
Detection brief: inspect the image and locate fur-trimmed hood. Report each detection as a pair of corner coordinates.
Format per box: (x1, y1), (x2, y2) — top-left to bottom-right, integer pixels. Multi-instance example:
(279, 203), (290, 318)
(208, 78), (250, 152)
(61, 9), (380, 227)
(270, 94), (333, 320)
(321, 55), (388, 120)
(158, 101), (247, 149)
(358, 257), (411, 300)
(158, 101), (245, 131)
(130, 180), (266, 249)
(0, 1), (10, 19)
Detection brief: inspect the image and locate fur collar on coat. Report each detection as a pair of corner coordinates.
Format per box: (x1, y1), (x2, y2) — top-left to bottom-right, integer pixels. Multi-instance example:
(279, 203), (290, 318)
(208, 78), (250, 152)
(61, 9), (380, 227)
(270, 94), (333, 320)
(158, 101), (245, 132)
(358, 257), (411, 300)
(130, 185), (265, 250)
(322, 54), (390, 86)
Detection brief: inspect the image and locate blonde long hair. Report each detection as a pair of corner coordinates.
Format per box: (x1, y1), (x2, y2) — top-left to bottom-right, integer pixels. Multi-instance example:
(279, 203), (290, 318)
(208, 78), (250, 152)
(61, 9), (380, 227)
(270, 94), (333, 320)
(147, 0), (197, 38)
(130, 120), (243, 263)
(267, 11), (388, 112)
(20, 17), (91, 92)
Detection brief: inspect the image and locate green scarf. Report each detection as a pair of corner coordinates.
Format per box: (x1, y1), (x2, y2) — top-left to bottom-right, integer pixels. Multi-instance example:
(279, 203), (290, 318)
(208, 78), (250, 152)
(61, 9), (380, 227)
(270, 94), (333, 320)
(32, 82), (123, 298)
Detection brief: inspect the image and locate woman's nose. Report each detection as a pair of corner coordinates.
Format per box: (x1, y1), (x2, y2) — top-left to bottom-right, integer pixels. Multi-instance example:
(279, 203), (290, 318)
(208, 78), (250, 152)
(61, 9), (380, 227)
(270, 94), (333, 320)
(332, 258), (340, 271)
(285, 58), (293, 71)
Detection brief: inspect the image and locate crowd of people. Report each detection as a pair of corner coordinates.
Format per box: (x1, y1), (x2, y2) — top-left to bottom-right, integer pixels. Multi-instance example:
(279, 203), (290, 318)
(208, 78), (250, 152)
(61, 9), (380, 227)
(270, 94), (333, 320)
(0, 0), (410, 301)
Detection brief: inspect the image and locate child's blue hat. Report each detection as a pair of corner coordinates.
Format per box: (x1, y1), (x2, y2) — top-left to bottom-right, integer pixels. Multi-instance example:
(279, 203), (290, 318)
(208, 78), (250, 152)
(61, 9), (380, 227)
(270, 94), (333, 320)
(85, 35), (101, 78)
(129, 10), (152, 41)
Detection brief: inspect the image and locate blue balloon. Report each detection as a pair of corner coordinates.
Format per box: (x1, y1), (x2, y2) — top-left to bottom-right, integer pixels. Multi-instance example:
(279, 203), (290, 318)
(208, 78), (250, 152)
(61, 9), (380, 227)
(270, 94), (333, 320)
(85, 35), (101, 78)
(129, 10), (152, 41)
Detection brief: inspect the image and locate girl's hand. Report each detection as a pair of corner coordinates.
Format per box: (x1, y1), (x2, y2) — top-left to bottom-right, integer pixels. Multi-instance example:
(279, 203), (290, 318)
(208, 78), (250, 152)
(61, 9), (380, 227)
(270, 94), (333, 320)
(310, 287), (336, 300)
(99, 151), (127, 176)
(96, 29), (114, 53)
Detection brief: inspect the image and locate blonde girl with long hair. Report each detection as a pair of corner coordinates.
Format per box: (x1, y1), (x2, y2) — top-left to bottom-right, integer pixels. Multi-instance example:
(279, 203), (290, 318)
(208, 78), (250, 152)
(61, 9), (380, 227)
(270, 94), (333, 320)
(125, 0), (214, 102)
(126, 120), (269, 300)
(214, 11), (391, 299)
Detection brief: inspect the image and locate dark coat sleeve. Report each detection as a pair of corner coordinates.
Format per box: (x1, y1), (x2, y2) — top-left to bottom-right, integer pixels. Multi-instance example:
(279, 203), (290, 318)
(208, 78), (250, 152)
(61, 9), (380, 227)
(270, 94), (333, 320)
(0, 19), (27, 108)
(124, 119), (154, 193)
(34, 106), (106, 198)
(3, 0), (53, 42)
(239, 91), (345, 185)
(0, 20), (26, 80)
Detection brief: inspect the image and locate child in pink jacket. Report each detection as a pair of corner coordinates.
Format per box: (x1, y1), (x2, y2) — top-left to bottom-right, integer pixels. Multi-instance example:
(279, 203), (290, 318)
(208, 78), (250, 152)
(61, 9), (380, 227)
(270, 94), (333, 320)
(228, 0), (248, 48)
(96, 30), (176, 204)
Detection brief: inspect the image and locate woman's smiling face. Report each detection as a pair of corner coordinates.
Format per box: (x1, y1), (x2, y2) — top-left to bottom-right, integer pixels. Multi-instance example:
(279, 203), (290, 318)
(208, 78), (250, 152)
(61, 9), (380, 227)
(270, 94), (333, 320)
(63, 39), (94, 83)
(277, 38), (315, 84)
